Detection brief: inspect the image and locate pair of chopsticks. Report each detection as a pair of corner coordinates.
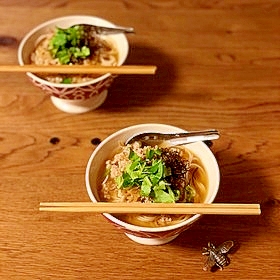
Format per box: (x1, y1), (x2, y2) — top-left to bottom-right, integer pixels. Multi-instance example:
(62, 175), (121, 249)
(0, 65), (157, 75)
(39, 202), (261, 215)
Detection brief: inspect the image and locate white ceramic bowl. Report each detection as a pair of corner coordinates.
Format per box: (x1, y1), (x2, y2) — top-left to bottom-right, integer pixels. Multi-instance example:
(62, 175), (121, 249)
(18, 15), (129, 114)
(85, 124), (220, 245)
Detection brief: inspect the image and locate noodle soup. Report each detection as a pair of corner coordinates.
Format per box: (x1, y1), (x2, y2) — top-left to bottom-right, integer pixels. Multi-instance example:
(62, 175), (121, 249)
(99, 141), (208, 228)
(18, 16), (129, 114)
(85, 124), (220, 245)
(31, 26), (118, 84)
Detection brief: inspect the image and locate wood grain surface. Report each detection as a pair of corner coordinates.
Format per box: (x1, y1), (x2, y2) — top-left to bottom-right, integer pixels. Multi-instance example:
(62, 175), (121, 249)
(0, 1), (279, 279)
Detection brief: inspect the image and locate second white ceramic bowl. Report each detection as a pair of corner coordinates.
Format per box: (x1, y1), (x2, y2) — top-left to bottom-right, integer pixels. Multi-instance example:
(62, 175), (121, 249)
(85, 124), (220, 245)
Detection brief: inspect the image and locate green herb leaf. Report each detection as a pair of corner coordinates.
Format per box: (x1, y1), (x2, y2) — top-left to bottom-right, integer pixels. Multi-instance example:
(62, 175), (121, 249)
(122, 172), (134, 188)
(115, 146), (181, 203)
(145, 148), (154, 160)
(129, 150), (140, 161)
(184, 185), (196, 202)
(62, 77), (72, 84)
(48, 25), (91, 64)
(141, 176), (152, 197)
(149, 159), (161, 173)
(55, 49), (71, 64)
(153, 189), (175, 203)
(115, 175), (124, 188)
(151, 181), (178, 203)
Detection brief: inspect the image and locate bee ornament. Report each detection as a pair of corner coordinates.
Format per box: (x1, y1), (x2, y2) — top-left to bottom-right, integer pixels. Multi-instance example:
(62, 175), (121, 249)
(202, 240), (234, 271)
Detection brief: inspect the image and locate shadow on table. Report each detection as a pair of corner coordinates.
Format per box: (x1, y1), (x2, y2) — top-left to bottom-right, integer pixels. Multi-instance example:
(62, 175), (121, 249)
(101, 43), (177, 111)
(171, 148), (276, 249)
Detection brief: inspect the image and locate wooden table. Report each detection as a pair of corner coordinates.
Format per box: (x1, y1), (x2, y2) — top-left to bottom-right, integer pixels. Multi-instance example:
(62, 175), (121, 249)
(0, 1), (279, 279)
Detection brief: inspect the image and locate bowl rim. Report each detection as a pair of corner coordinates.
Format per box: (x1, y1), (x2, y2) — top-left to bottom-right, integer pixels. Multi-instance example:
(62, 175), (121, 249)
(85, 123), (220, 233)
(17, 15), (129, 88)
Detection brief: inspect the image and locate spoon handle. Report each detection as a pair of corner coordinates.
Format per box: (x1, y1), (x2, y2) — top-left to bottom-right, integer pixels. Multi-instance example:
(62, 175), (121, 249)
(94, 25), (134, 35)
(167, 130), (220, 145)
(125, 129), (220, 145)
(79, 24), (134, 35)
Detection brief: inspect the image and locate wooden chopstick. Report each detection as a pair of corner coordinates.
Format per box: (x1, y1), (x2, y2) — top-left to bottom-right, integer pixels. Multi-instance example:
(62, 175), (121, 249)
(0, 65), (157, 75)
(39, 202), (261, 215)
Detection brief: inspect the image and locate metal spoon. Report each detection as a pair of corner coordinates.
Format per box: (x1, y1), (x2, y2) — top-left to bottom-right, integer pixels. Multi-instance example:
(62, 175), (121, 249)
(61, 24), (134, 35)
(125, 129), (220, 146)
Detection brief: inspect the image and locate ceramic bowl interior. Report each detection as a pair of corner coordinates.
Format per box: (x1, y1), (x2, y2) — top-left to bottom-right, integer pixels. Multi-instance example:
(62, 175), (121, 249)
(85, 124), (220, 236)
(18, 15), (129, 88)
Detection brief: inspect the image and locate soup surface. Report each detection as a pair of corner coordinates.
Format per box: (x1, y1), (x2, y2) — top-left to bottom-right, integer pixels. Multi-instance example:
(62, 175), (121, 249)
(99, 141), (208, 227)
